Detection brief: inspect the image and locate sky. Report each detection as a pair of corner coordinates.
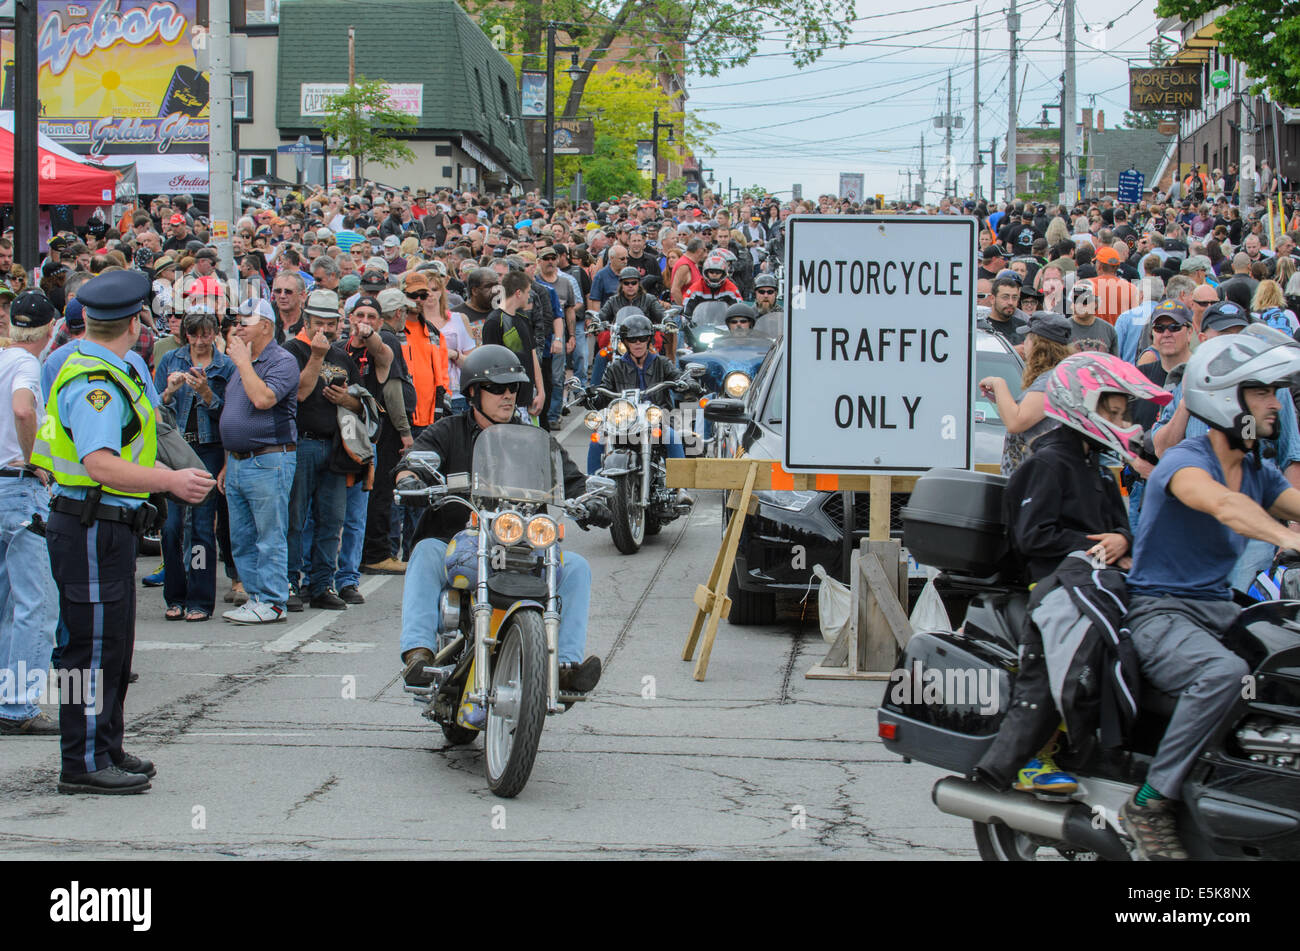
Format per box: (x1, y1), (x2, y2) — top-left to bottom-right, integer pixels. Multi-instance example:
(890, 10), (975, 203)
(687, 0), (1166, 202)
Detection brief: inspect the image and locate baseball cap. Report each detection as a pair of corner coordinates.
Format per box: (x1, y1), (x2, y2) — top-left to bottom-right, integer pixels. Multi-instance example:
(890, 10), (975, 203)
(1180, 255), (1211, 273)
(239, 298), (277, 324)
(1094, 246), (1122, 266)
(339, 274), (361, 296)
(1151, 299), (1194, 326)
(63, 297), (85, 333)
(982, 246), (1005, 261)
(8, 290), (58, 328)
(1026, 312), (1072, 344)
(376, 287), (414, 314)
(0, 280), (15, 301)
(402, 271), (430, 294)
(383, 235), (401, 248)
(1200, 300), (1249, 333)
(169, 213), (186, 226)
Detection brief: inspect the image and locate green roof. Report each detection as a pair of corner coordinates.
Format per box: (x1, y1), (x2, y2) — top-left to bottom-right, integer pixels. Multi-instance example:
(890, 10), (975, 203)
(276, 0), (532, 180)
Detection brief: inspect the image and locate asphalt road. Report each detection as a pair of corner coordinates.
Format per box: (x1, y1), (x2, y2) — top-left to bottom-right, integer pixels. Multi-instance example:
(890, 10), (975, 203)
(0, 416), (974, 860)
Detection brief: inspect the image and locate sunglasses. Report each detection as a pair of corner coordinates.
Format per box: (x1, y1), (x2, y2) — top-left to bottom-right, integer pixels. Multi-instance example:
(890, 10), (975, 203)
(1191, 299), (1216, 307)
(624, 335), (651, 344)
(726, 318), (750, 326)
(272, 288), (296, 295)
(480, 381), (520, 395)
(1152, 322), (1185, 334)
(408, 291), (429, 300)
(755, 288), (776, 294)
(620, 279), (640, 286)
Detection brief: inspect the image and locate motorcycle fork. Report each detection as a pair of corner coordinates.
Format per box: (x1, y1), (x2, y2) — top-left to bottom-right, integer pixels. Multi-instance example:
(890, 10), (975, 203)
(640, 426), (652, 508)
(545, 548), (561, 713)
(470, 522), (494, 705)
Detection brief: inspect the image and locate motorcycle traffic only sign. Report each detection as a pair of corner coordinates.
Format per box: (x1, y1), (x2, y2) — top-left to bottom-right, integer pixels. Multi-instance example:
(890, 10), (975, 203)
(782, 215), (976, 473)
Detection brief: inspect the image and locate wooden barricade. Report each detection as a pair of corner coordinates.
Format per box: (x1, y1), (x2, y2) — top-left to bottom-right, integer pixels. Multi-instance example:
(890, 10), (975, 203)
(668, 457), (1001, 682)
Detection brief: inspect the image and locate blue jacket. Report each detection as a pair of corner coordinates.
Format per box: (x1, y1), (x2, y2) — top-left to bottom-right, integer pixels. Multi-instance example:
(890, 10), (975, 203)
(154, 345), (235, 445)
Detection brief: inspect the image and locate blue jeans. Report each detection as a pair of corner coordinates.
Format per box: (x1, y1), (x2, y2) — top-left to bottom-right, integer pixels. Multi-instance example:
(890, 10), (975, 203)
(568, 328), (588, 386)
(0, 478), (59, 721)
(548, 347), (566, 424)
(335, 481), (368, 591)
(225, 450), (297, 609)
(400, 538), (591, 664)
(288, 438), (347, 596)
(162, 442), (224, 613)
(587, 427), (685, 475)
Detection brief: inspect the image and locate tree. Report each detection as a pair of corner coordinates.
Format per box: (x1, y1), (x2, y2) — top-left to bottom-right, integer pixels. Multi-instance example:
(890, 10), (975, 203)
(662, 178), (688, 199)
(318, 77), (418, 183)
(467, 0), (856, 118)
(575, 133), (644, 200)
(739, 184), (770, 201)
(1154, 0), (1300, 106)
(1017, 159), (1058, 204)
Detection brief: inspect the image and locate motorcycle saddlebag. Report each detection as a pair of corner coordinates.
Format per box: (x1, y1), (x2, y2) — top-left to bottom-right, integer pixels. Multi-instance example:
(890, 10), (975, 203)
(877, 630), (1013, 776)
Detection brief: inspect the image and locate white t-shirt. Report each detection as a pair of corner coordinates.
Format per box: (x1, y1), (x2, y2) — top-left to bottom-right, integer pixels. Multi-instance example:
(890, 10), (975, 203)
(440, 312), (477, 394)
(0, 347), (43, 465)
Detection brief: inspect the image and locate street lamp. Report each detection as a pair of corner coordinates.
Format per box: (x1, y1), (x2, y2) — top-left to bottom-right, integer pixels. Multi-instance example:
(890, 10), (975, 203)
(650, 109), (675, 201)
(545, 23), (585, 206)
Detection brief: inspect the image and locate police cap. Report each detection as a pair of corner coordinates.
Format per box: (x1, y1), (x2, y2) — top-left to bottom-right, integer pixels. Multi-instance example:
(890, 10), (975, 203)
(77, 270), (152, 321)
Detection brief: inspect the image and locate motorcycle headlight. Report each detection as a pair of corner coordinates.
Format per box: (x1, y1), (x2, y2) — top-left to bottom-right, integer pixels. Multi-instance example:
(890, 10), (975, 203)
(724, 372), (751, 398)
(645, 406), (664, 425)
(526, 515), (558, 548)
(584, 411), (602, 430)
(607, 399), (638, 431)
(493, 511), (525, 546)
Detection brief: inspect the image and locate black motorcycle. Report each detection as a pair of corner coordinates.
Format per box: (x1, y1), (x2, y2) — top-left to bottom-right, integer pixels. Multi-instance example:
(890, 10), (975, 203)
(877, 468), (1300, 861)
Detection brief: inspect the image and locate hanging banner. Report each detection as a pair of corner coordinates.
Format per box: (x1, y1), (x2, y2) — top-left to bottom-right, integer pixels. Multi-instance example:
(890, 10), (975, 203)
(1129, 66), (1201, 112)
(838, 172), (863, 202)
(299, 83), (423, 118)
(524, 118), (594, 156)
(9, 0), (211, 154)
(520, 71), (547, 118)
(635, 139), (654, 172)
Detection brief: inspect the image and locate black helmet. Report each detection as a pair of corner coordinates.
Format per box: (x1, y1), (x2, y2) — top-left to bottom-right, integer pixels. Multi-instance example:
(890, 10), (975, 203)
(618, 266), (640, 282)
(614, 305), (647, 326)
(724, 302), (757, 328)
(753, 273), (778, 290)
(619, 313), (654, 340)
(460, 344), (529, 393)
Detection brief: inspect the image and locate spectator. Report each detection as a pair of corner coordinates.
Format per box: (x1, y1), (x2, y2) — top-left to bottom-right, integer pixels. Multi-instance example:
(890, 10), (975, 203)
(271, 271), (307, 336)
(218, 299), (299, 624)
(283, 289), (362, 611)
(1066, 280), (1117, 353)
(155, 311), (234, 621)
(1252, 280), (1297, 333)
(1218, 253), (1259, 310)
(482, 269), (545, 419)
(345, 293), (408, 576)
(1090, 246), (1136, 324)
(980, 312), (1074, 475)
(587, 243), (628, 311)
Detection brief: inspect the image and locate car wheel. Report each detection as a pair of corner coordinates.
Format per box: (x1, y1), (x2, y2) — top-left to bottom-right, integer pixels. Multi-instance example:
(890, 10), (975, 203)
(726, 564), (776, 626)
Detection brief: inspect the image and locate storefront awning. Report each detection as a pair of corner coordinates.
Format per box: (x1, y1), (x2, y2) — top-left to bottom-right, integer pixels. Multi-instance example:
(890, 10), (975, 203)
(79, 153), (210, 196)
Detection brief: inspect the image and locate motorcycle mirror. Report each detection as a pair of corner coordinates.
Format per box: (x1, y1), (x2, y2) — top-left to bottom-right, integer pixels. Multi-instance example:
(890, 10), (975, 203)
(685, 362), (708, 378)
(406, 451), (442, 475)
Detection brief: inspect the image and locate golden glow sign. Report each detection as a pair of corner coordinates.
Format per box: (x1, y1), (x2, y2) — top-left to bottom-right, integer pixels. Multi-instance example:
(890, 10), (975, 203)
(2, 0), (210, 153)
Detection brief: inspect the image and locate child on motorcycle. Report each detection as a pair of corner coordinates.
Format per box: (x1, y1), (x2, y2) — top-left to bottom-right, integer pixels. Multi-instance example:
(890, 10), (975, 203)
(975, 353), (1172, 796)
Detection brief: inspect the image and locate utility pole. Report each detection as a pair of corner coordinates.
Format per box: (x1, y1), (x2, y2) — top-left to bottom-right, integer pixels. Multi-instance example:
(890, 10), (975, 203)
(1062, 0), (1077, 205)
(919, 134), (926, 203)
(209, 0), (235, 280)
(544, 24), (580, 206)
(973, 9), (980, 199)
(944, 71), (953, 197)
(906, 169), (913, 205)
(650, 109), (673, 201)
(1006, 0), (1019, 204)
(989, 137), (997, 199)
(13, 0), (38, 271)
(348, 27), (360, 182)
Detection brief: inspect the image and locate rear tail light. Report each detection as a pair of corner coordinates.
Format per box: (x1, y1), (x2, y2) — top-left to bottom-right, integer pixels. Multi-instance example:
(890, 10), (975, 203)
(878, 722), (897, 741)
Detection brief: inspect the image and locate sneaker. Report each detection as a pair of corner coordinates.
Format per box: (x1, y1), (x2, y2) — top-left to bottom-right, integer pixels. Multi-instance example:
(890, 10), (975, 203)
(1121, 792), (1189, 861)
(338, 585), (365, 604)
(287, 589), (304, 612)
(361, 557), (406, 575)
(0, 712), (60, 735)
(142, 563), (165, 587)
(1014, 755), (1078, 795)
(309, 590), (347, 610)
(223, 601), (287, 625)
(558, 656), (602, 693)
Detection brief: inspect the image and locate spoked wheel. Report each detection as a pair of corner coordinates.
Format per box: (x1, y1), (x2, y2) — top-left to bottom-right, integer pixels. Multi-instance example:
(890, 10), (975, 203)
(609, 475), (645, 554)
(972, 821), (1095, 861)
(484, 611), (548, 798)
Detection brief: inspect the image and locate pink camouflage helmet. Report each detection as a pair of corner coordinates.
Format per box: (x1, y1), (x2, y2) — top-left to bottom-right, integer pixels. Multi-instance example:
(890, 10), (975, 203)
(1044, 352), (1173, 463)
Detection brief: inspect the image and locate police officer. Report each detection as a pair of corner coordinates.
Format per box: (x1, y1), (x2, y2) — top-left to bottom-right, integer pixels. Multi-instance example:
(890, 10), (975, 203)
(32, 270), (215, 795)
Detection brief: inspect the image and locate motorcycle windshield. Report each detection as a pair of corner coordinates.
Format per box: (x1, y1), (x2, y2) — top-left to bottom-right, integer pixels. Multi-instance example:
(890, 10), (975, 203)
(471, 423), (564, 505)
(694, 322), (776, 352)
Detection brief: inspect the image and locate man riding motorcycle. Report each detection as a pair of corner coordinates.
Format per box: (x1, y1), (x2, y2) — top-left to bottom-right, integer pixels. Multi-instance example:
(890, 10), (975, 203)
(722, 302), (759, 339)
(1119, 324), (1300, 859)
(752, 273), (780, 316)
(586, 313), (695, 489)
(682, 253), (741, 318)
(395, 345), (610, 694)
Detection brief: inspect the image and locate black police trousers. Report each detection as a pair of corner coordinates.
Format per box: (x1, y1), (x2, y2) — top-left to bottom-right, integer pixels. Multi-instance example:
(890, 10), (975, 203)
(46, 511), (138, 776)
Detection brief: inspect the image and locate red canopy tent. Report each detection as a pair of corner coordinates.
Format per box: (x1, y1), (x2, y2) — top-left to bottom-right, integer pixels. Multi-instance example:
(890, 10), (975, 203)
(0, 122), (118, 205)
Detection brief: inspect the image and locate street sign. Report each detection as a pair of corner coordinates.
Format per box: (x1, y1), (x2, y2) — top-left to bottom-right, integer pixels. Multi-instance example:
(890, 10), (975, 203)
(783, 215), (976, 474)
(791, 183), (802, 200)
(1117, 168), (1145, 203)
(838, 172), (864, 202)
(1209, 69), (1230, 89)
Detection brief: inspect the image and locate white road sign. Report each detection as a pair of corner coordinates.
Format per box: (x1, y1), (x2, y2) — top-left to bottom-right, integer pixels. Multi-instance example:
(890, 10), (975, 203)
(782, 215), (976, 473)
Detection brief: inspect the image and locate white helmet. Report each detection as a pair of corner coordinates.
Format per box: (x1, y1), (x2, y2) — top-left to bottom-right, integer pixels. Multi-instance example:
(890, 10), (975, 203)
(1184, 323), (1300, 445)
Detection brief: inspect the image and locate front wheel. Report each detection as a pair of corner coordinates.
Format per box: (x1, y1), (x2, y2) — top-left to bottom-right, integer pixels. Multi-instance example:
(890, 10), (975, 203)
(609, 474), (645, 554)
(484, 610), (548, 798)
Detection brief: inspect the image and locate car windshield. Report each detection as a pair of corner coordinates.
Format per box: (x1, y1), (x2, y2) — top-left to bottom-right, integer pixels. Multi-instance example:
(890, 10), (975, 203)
(471, 424), (564, 504)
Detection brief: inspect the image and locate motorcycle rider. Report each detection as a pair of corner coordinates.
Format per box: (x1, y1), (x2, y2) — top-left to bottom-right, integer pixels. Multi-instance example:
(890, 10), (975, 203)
(587, 312), (696, 499)
(752, 274), (780, 316)
(395, 345), (609, 694)
(974, 353), (1172, 796)
(722, 302), (759, 338)
(1120, 324), (1300, 860)
(682, 253), (741, 318)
